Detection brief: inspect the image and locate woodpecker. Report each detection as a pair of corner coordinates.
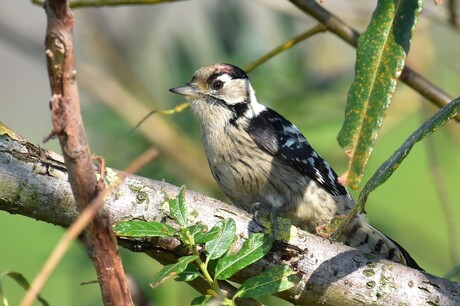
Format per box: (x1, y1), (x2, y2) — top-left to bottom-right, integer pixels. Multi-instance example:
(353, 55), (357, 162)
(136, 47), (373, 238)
(170, 63), (421, 269)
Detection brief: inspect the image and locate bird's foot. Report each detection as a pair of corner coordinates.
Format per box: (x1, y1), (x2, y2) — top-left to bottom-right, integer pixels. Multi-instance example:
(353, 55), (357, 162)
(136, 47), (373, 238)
(249, 202), (279, 238)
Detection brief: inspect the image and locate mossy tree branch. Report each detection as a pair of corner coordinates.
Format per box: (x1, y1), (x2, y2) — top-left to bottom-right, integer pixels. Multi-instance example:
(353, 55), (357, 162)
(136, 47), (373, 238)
(1, 134), (459, 305)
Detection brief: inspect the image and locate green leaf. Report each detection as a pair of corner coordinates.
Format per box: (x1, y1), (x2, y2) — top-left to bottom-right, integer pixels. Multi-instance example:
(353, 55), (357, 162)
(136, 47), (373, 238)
(337, 0), (424, 189)
(215, 234), (274, 280)
(358, 96), (460, 204)
(186, 223), (207, 236)
(234, 265), (299, 299)
(0, 271), (49, 306)
(114, 221), (176, 237)
(150, 255), (198, 288)
(205, 219), (236, 260)
(176, 264), (200, 282)
(191, 295), (212, 305)
(194, 224), (221, 244)
(178, 224), (208, 246)
(331, 96), (460, 240)
(169, 185), (188, 227)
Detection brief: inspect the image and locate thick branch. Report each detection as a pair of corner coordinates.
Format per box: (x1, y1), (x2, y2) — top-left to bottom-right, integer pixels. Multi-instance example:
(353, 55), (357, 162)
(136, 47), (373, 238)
(1, 135), (459, 305)
(43, 1), (132, 305)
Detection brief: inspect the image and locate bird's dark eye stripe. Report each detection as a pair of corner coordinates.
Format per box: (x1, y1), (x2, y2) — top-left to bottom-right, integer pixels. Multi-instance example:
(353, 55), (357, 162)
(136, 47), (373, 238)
(206, 65), (248, 84)
(206, 72), (222, 84)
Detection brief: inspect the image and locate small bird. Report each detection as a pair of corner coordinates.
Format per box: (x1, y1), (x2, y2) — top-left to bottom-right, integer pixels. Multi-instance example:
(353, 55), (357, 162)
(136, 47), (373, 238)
(170, 63), (421, 269)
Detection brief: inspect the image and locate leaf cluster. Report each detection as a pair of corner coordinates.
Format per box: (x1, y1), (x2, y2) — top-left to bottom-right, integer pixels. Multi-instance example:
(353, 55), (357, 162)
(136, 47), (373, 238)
(114, 186), (299, 305)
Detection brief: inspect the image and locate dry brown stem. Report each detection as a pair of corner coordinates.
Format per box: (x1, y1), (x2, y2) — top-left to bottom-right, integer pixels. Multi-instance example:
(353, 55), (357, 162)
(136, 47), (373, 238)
(25, 1), (134, 305)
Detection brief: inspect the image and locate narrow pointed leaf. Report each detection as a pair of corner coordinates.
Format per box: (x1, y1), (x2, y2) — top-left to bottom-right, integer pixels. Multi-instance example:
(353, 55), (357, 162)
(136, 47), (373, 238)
(338, 0), (424, 189)
(194, 224), (222, 244)
(150, 255), (198, 288)
(332, 96), (460, 240)
(215, 234), (274, 280)
(205, 219), (236, 260)
(234, 265), (299, 299)
(0, 271), (49, 306)
(169, 185), (188, 227)
(358, 96), (460, 204)
(114, 221), (176, 237)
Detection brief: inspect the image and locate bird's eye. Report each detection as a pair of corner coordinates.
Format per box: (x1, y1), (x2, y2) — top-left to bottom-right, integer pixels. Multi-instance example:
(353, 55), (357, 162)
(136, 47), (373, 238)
(211, 80), (224, 91)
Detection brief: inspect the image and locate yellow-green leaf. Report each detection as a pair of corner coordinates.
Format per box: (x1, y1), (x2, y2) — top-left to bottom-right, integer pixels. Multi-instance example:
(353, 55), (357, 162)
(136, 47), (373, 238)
(233, 265), (299, 299)
(150, 255), (198, 288)
(215, 234), (273, 280)
(169, 185), (188, 227)
(205, 219), (236, 260)
(114, 221), (176, 237)
(338, 0), (424, 189)
(332, 96), (460, 240)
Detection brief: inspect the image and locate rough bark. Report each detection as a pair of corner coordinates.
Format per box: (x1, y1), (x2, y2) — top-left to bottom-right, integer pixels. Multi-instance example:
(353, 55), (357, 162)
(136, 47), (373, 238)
(1, 135), (459, 305)
(42, 1), (132, 304)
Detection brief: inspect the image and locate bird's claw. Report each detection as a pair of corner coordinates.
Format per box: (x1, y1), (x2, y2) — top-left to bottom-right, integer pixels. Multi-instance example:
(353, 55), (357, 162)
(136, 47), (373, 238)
(250, 202), (278, 238)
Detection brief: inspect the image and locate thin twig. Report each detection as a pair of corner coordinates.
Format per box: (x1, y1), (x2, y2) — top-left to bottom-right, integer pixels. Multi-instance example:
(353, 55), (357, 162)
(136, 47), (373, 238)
(20, 183), (118, 306)
(128, 103), (189, 135)
(20, 146), (158, 306)
(123, 147), (159, 174)
(131, 24), (326, 132)
(289, 0), (460, 122)
(245, 23), (327, 73)
(78, 62), (215, 187)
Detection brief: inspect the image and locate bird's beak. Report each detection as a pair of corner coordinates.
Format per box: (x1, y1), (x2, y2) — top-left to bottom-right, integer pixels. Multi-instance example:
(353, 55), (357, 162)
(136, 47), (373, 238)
(169, 83), (200, 98)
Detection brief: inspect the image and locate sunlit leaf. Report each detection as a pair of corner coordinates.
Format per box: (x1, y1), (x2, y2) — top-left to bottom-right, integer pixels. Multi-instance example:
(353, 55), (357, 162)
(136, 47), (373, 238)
(358, 96), (460, 204)
(332, 96), (460, 240)
(150, 255), (198, 288)
(169, 185), (188, 227)
(114, 221), (175, 237)
(205, 219), (236, 260)
(234, 265), (299, 299)
(338, 0), (424, 189)
(215, 234), (274, 280)
(194, 224), (221, 244)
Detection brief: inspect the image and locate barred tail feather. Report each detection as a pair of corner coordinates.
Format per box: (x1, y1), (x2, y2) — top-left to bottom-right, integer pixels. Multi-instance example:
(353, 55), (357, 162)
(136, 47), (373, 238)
(340, 215), (422, 270)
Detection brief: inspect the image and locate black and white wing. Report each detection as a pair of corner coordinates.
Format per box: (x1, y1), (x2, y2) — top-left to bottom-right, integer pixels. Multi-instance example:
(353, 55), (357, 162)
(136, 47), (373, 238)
(245, 108), (348, 196)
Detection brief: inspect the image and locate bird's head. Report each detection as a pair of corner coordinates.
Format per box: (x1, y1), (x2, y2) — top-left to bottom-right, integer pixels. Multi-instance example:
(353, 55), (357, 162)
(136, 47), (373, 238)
(170, 63), (265, 128)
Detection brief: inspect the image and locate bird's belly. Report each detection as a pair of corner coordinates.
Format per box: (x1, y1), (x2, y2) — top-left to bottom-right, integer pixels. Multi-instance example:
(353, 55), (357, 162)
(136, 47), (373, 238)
(209, 154), (266, 211)
(208, 152), (349, 232)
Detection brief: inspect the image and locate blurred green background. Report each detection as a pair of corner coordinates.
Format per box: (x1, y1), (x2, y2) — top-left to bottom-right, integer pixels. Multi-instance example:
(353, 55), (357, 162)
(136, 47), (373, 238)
(1, 1), (459, 305)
